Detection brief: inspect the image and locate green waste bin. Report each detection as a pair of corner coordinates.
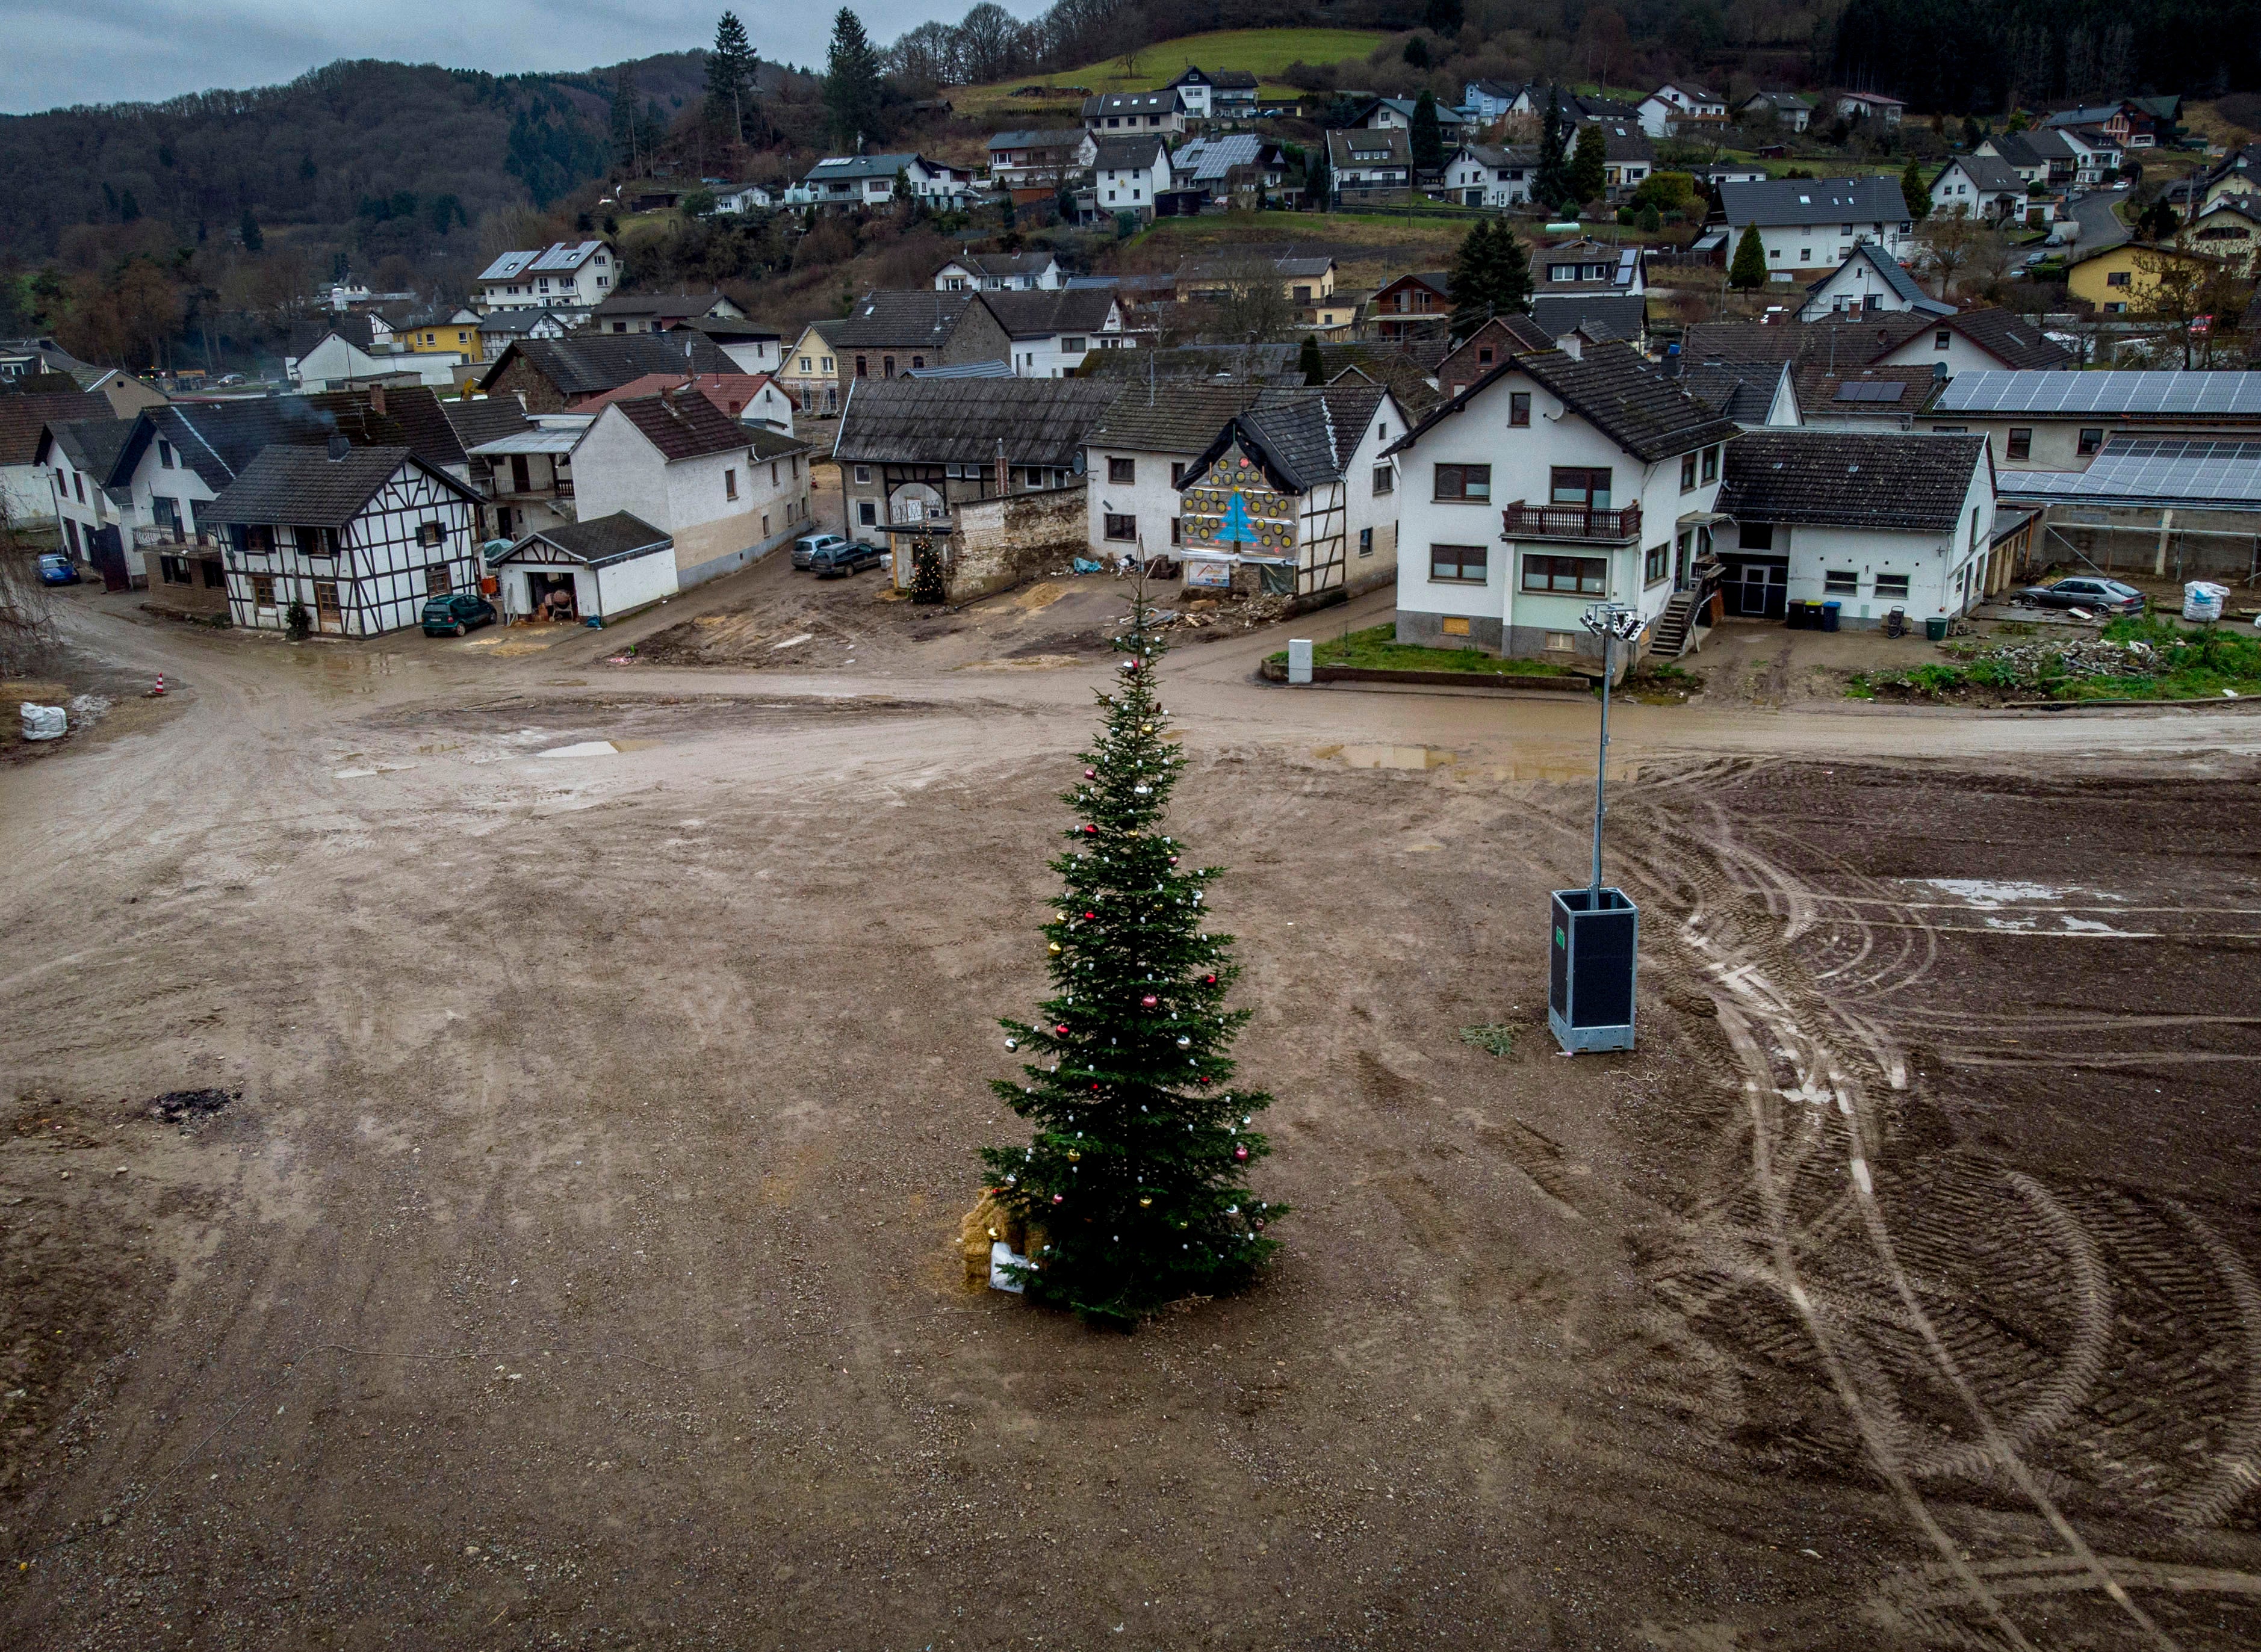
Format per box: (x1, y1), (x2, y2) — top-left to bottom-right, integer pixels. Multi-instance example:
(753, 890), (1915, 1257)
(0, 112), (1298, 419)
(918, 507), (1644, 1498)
(1924, 615), (1949, 642)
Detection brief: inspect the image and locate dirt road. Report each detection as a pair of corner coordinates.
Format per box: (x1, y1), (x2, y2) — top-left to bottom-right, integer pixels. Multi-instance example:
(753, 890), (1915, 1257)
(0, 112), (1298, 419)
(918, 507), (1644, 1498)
(4, 569), (2260, 1649)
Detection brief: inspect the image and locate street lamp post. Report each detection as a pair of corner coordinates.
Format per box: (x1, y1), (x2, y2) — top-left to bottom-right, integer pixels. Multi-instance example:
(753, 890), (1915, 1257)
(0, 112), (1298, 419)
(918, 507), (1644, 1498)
(1546, 602), (1646, 1055)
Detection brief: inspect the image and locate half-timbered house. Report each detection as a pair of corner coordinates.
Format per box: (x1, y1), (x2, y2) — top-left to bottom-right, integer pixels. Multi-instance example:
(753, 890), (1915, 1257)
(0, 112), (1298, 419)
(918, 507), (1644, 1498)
(204, 439), (486, 637)
(1174, 384), (1409, 601)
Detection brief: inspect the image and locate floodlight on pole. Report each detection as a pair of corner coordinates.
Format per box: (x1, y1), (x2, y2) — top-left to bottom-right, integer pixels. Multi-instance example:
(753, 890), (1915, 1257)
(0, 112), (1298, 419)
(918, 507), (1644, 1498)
(1578, 601), (1645, 894)
(1548, 601), (1645, 1055)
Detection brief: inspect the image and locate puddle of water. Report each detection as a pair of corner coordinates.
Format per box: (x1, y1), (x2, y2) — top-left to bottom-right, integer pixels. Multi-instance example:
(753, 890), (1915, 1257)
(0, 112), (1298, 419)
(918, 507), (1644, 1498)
(1321, 744), (1457, 770)
(537, 741), (619, 759)
(1915, 878), (2121, 908)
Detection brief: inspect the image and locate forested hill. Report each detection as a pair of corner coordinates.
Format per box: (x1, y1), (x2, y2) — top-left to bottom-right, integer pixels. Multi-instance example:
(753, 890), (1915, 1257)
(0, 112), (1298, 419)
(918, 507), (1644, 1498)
(0, 53), (713, 262)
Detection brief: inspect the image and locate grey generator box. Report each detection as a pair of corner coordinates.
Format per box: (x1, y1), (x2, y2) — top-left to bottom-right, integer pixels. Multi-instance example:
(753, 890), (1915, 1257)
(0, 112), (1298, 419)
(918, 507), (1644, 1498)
(1549, 887), (1639, 1053)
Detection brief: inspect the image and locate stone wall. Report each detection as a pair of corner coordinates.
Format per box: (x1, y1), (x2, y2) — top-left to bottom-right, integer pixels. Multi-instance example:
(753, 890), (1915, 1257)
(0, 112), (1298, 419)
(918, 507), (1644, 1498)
(944, 483), (1087, 602)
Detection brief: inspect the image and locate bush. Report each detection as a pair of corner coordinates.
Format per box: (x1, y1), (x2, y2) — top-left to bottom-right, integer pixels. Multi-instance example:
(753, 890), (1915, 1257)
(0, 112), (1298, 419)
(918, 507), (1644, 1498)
(284, 601), (311, 641)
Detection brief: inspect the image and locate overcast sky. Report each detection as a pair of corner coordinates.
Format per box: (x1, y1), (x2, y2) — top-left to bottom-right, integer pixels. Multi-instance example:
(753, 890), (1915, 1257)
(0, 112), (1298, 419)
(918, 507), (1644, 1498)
(0, 0), (1018, 115)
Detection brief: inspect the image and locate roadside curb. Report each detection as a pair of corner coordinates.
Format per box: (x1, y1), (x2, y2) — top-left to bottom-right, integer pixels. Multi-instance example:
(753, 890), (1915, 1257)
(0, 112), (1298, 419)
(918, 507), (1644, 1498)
(1257, 658), (1593, 694)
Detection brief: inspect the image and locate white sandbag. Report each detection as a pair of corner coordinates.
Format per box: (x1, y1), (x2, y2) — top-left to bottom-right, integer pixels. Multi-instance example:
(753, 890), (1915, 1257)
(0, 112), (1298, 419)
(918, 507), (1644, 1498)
(988, 1239), (1029, 1294)
(2184, 580), (2228, 622)
(19, 702), (66, 741)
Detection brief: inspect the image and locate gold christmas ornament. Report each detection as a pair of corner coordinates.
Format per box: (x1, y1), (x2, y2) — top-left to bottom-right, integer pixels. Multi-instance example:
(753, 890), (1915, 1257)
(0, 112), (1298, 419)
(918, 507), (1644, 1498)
(1138, 1195), (1153, 1208)
(1047, 941), (1063, 956)
(1066, 1148), (1082, 1163)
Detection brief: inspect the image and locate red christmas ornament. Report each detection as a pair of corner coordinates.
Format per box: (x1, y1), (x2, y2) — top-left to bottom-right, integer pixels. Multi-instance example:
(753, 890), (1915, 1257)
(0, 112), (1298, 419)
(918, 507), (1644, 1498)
(1124, 658), (1140, 672)
(1084, 768), (1096, 779)
(1203, 974), (1217, 986)
(1141, 994), (1158, 1009)
(1055, 1022), (1070, 1035)
(1168, 856), (1179, 865)
(1199, 1076), (1211, 1086)
(1083, 824), (1098, 836)
(1090, 1082), (1100, 1091)
(1084, 910), (1096, 920)
(1233, 1145), (1249, 1162)
(1052, 1193), (1065, 1205)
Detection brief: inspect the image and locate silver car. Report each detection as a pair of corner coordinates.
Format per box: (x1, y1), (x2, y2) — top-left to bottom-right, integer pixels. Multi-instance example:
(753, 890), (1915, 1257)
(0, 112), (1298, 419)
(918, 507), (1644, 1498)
(791, 533), (847, 571)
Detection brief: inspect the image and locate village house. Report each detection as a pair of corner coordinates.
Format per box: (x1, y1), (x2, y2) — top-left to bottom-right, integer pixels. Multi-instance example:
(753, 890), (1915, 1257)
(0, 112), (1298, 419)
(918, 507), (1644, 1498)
(477, 333), (737, 414)
(1591, 121), (1657, 194)
(934, 250), (1065, 291)
(0, 389), (110, 525)
(782, 291), (1014, 415)
(669, 316), (784, 376)
(473, 242), (616, 321)
(1785, 362), (1942, 432)
(985, 287), (1133, 377)
(1714, 430), (1995, 623)
(578, 371), (795, 433)
(569, 390), (811, 589)
(1797, 243), (1956, 321)
(1434, 315), (1556, 398)
(1084, 134), (1174, 221)
(1173, 384), (1409, 601)
(1368, 271), (1452, 342)
(1635, 82), (1725, 138)
(465, 418), (583, 541)
(1170, 134), (1289, 204)
(488, 512), (679, 627)
(1735, 90), (1814, 131)
(1353, 97), (1469, 137)
(1538, 241), (1645, 294)
(2065, 240), (2219, 314)
(1683, 309), (2072, 377)
(1164, 66), (1261, 120)
(831, 376), (1117, 598)
(473, 309), (572, 362)
(1720, 176), (1916, 280)
(588, 291), (747, 335)
(1463, 79), (1527, 123)
(1441, 143), (1536, 208)
(205, 440), (486, 637)
(1929, 155), (2035, 223)
(2189, 197), (2261, 274)
(712, 183), (774, 212)
(799, 153), (974, 211)
(1081, 91), (1185, 136)
(985, 131), (1094, 189)
(1385, 338), (1739, 666)
(1677, 358), (1802, 428)
(1084, 381), (1267, 557)
(1327, 128), (1414, 207)
(1924, 369), (2261, 470)
(1834, 91), (1906, 126)
(33, 416), (134, 581)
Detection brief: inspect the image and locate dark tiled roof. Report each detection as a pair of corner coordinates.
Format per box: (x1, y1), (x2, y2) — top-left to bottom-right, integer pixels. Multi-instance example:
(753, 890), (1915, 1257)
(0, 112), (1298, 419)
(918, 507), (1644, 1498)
(1681, 315), (1931, 365)
(438, 397), (535, 453)
(1317, 347), (1441, 415)
(308, 386), (467, 469)
(116, 389), (465, 492)
(609, 392), (760, 462)
(823, 291), (987, 350)
(1945, 308), (2075, 370)
(511, 512), (671, 566)
(1087, 382), (1267, 454)
(1078, 343), (1301, 382)
(672, 315), (783, 341)
(1518, 342), (1740, 461)
(483, 333), (734, 397)
(205, 445), (479, 528)
(1720, 176), (1912, 229)
(1529, 293), (1647, 341)
(37, 415), (133, 485)
(591, 291), (732, 320)
(1678, 361), (1788, 425)
(980, 288), (1120, 339)
(833, 377), (1118, 467)
(1717, 431), (1988, 533)
(1235, 384), (1388, 489)
(1805, 244), (1948, 314)
(1790, 363), (1942, 417)
(1093, 135), (1169, 172)
(0, 390), (110, 465)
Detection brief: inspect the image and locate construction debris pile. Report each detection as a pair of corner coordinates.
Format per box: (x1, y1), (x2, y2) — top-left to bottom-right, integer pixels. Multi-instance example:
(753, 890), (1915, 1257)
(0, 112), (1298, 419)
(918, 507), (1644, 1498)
(1966, 635), (2163, 684)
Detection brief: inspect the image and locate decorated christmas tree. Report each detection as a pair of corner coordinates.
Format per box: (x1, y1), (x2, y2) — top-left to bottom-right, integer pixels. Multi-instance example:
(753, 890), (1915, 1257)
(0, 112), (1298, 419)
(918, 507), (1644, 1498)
(980, 601), (1283, 1328)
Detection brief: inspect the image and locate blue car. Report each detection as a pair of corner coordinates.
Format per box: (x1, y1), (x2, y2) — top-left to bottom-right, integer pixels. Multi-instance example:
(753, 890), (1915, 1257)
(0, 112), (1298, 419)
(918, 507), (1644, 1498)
(37, 553), (80, 586)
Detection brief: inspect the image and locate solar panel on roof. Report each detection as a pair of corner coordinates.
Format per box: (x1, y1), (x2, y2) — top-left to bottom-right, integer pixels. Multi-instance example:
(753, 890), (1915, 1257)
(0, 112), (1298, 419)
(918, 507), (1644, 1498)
(1935, 371), (2261, 416)
(1999, 435), (2261, 503)
(1834, 380), (1906, 403)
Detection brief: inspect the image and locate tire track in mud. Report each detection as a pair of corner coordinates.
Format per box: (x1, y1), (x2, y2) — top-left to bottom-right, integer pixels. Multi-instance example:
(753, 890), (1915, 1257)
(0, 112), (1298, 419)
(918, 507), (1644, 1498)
(1496, 754), (2261, 1646)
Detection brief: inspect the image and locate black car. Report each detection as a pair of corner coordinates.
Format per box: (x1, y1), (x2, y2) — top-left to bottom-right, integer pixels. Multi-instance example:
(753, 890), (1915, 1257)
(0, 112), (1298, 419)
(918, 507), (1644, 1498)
(810, 541), (888, 580)
(2014, 576), (2145, 615)
(421, 592), (500, 636)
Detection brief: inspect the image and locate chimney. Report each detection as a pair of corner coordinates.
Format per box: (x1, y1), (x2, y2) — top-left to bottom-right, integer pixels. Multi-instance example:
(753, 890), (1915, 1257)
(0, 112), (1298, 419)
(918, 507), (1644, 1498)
(367, 383), (386, 416)
(1663, 341), (1682, 379)
(1557, 331), (1583, 360)
(327, 435), (350, 461)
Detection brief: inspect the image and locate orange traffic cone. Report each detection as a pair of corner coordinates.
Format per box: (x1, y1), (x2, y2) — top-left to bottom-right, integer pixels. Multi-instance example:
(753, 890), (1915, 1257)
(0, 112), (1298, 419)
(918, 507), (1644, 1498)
(149, 674), (166, 698)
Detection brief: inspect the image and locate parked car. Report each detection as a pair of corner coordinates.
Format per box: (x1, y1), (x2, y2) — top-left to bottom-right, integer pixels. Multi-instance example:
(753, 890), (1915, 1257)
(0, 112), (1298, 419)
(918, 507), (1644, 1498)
(36, 553), (80, 586)
(2015, 575), (2145, 614)
(810, 540), (889, 580)
(421, 592), (500, 636)
(791, 532), (848, 570)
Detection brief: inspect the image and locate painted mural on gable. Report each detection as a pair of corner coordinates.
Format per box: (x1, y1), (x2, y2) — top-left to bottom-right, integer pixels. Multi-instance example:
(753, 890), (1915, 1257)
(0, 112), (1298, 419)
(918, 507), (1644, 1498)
(1179, 442), (1297, 563)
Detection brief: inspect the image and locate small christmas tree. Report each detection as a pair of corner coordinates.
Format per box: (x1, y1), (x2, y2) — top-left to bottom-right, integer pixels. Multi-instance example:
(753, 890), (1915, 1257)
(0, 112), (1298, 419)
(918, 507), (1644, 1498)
(981, 597), (1283, 1328)
(908, 533), (946, 603)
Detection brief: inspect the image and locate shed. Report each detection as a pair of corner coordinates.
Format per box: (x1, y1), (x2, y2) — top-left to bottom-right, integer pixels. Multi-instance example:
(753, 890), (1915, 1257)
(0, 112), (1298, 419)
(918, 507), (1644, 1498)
(489, 512), (678, 625)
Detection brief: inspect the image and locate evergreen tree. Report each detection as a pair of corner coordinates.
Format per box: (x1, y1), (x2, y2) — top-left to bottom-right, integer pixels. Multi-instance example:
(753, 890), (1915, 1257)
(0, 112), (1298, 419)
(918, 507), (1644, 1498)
(1637, 202), (1661, 233)
(1403, 37), (1433, 69)
(1729, 224), (1768, 289)
(981, 607), (1284, 1328)
(1304, 141), (1332, 209)
(1298, 333), (1326, 383)
(1900, 157), (1931, 221)
(1534, 88), (1572, 211)
(909, 535), (946, 602)
(1447, 218), (1532, 341)
(824, 8), (886, 151)
(239, 207), (262, 251)
(1425, 0), (1464, 29)
(1568, 123), (1607, 209)
(706, 11), (759, 143)
(610, 66), (640, 171)
(1410, 90), (1445, 172)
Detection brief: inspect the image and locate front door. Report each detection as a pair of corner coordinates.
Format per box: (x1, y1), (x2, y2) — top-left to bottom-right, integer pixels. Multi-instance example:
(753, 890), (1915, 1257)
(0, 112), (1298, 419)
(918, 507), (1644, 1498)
(314, 580), (343, 634)
(1734, 561), (1787, 619)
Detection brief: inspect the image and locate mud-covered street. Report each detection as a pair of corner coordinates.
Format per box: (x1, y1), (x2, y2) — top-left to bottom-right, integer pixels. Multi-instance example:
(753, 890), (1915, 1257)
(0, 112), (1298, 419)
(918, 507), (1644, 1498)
(4, 563), (2260, 1650)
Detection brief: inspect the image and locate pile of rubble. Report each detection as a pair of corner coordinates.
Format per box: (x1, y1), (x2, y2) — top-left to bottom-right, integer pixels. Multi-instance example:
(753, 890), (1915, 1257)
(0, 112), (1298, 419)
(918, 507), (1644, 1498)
(1973, 635), (2160, 684)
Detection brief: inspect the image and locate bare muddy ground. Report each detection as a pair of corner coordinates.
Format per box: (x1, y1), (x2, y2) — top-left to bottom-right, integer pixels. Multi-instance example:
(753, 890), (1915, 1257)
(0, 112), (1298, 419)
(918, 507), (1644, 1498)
(2, 593), (2259, 1650)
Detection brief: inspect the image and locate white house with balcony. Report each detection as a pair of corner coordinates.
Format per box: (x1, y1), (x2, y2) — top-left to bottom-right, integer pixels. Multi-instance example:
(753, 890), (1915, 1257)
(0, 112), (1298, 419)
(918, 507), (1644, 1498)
(1384, 337), (1739, 667)
(1719, 176), (1915, 282)
(472, 242), (616, 323)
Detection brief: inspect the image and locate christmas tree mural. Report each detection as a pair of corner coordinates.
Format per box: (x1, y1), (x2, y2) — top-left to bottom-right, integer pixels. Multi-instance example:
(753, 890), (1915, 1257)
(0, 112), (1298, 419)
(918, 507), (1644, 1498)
(1218, 489), (1258, 547)
(980, 601), (1283, 1328)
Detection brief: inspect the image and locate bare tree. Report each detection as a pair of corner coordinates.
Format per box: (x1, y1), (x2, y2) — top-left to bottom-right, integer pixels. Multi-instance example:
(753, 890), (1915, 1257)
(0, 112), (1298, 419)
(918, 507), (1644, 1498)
(1206, 249), (1295, 344)
(0, 502), (57, 673)
(1914, 206), (1982, 297)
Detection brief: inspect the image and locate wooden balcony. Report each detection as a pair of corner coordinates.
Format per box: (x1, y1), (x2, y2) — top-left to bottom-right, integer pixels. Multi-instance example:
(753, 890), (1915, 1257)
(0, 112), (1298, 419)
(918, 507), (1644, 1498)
(1500, 501), (1642, 543)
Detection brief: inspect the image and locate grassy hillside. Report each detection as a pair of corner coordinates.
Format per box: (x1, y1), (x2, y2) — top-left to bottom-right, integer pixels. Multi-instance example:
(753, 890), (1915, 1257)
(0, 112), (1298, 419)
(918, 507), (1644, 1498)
(958, 27), (1392, 107)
